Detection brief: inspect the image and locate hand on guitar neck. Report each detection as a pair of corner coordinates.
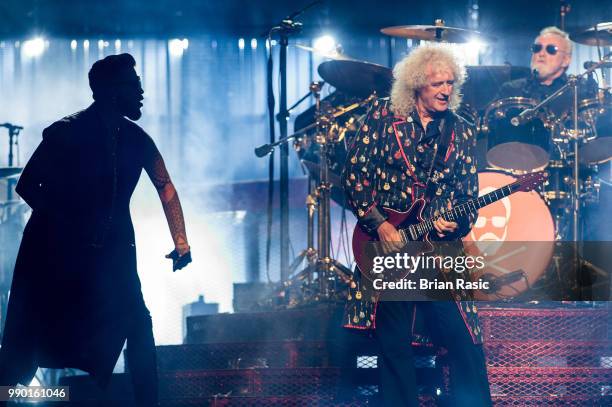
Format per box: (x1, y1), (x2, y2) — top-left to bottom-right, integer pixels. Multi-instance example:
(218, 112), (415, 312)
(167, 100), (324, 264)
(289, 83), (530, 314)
(433, 217), (458, 238)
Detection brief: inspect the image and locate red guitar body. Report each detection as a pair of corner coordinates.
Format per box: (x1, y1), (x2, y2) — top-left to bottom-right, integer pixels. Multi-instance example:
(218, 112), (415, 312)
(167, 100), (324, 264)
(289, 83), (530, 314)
(352, 199), (434, 281)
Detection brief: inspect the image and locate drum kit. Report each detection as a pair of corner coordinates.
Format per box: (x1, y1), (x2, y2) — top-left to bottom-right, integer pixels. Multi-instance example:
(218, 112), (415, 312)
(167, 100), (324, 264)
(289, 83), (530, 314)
(256, 18), (612, 304)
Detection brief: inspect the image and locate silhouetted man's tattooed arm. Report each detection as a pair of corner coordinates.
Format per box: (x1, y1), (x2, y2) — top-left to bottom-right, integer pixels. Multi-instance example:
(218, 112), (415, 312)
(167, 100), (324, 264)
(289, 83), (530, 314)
(145, 149), (190, 257)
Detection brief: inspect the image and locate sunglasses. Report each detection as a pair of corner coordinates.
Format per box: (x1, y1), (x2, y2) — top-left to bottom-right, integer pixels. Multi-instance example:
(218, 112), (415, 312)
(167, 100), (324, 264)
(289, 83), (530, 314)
(531, 43), (566, 56)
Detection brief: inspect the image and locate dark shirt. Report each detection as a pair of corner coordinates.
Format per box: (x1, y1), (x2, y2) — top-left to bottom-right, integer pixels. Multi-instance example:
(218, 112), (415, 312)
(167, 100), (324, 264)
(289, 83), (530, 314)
(497, 73), (599, 116)
(342, 98), (479, 240)
(4, 103), (165, 384)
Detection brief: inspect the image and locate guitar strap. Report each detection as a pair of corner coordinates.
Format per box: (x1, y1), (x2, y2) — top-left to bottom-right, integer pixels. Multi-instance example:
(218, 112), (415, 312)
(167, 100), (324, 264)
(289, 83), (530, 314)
(423, 114), (455, 204)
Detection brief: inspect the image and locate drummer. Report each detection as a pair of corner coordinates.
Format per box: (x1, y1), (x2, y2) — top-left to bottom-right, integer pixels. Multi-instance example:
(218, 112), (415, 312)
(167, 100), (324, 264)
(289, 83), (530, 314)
(497, 26), (598, 112)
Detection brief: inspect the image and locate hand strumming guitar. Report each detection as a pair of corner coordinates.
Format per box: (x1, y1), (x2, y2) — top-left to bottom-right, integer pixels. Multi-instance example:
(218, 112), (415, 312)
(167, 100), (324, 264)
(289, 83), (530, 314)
(377, 221), (405, 254)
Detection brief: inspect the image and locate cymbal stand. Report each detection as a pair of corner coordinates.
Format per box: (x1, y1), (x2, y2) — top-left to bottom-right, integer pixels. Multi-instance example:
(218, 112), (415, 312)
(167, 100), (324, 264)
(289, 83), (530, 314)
(256, 93), (374, 304)
(1, 123), (23, 200)
(286, 83), (356, 301)
(559, 1), (571, 32)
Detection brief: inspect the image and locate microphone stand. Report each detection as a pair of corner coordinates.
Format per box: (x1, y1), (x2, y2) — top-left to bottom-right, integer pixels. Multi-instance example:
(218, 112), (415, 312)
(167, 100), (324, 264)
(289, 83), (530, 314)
(265, 0), (321, 282)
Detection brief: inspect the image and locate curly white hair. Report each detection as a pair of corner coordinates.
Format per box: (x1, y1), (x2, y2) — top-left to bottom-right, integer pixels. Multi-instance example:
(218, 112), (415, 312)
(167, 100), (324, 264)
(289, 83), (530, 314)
(390, 43), (466, 117)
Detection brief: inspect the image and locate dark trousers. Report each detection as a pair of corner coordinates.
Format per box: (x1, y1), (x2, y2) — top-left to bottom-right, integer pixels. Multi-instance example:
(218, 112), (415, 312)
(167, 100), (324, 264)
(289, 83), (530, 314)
(0, 310), (158, 407)
(125, 311), (159, 407)
(375, 301), (492, 407)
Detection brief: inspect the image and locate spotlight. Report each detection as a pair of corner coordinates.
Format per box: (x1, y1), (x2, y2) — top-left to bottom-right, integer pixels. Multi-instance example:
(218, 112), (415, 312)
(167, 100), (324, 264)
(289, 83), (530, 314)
(463, 39), (486, 65)
(250, 38), (257, 49)
(97, 39), (109, 50)
(313, 35), (337, 54)
(22, 37), (45, 57)
(169, 39), (188, 56)
(238, 38), (245, 50)
(115, 39), (121, 50)
(70, 40), (77, 50)
(83, 39), (90, 50)
(466, 39), (485, 55)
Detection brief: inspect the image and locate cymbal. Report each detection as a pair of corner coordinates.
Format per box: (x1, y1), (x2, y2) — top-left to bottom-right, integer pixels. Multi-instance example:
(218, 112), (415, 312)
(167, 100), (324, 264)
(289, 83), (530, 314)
(0, 167), (22, 178)
(294, 44), (353, 61)
(381, 25), (497, 43)
(318, 60), (393, 98)
(570, 23), (612, 46)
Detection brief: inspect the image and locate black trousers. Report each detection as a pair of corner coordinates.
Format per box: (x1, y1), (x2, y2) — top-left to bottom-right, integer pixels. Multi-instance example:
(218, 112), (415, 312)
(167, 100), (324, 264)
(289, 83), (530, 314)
(0, 310), (158, 407)
(125, 311), (159, 407)
(375, 301), (492, 407)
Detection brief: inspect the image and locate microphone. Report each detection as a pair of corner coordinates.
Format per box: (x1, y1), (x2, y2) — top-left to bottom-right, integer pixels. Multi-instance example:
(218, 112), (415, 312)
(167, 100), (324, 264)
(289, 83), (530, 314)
(510, 108), (536, 127)
(254, 144), (274, 158)
(584, 61), (612, 70)
(510, 68), (539, 126)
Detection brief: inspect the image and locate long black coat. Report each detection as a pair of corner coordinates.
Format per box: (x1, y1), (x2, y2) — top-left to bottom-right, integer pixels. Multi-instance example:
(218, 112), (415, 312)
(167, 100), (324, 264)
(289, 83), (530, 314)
(0, 103), (160, 385)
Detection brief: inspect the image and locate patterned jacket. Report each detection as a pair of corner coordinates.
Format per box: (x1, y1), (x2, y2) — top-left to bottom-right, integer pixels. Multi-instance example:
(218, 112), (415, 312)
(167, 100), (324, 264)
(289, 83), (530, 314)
(341, 97), (484, 344)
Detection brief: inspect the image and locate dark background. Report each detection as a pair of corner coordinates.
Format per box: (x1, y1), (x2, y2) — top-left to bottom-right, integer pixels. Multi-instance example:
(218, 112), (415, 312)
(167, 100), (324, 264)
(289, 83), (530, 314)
(0, 0), (610, 38)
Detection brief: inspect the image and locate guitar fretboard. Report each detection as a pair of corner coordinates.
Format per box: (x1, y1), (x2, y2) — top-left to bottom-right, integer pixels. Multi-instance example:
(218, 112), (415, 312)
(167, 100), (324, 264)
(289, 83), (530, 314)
(406, 180), (524, 240)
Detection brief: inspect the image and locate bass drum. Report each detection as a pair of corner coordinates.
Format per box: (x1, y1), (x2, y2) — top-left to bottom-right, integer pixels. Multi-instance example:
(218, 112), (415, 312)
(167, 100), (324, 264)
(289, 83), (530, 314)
(463, 171), (555, 300)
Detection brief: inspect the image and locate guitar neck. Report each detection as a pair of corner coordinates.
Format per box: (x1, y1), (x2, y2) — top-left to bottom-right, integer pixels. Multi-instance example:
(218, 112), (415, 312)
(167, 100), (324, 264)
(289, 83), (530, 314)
(408, 180), (524, 240)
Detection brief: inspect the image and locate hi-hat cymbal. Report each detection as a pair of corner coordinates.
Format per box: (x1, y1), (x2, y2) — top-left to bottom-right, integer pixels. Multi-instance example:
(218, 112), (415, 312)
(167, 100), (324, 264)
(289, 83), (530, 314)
(0, 167), (22, 178)
(318, 60), (393, 98)
(570, 22), (612, 46)
(381, 24), (497, 44)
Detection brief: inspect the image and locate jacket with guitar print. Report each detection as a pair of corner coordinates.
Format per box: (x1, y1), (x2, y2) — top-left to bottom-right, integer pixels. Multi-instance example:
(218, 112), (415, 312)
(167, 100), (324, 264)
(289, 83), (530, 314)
(341, 97), (483, 344)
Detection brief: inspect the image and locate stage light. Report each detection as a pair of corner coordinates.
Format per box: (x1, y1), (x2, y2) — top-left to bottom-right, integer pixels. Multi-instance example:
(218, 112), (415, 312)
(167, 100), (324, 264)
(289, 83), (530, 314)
(238, 38), (245, 50)
(466, 39), (485, 55)
(115, 39), (121, 50)
(22, 37), (45, 57)
(251, 38), (257, 49)
(97, 39), (109, 50)
(29, 377), (41, 387)
(313, 35), (336, 54)
(83, 39), (90, 50)
(169, 39), (188, 56)
(70, 40), (77, 50)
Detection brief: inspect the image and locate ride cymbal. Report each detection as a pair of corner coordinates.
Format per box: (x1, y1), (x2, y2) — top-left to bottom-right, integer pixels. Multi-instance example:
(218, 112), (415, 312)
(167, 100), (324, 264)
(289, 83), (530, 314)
(381, 24), (497, 44)
(570, 23), (612, 46)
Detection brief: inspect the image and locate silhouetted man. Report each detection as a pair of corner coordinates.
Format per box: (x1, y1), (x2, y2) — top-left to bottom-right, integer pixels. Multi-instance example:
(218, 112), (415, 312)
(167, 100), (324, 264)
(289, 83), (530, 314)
(0, 53), (191, 407)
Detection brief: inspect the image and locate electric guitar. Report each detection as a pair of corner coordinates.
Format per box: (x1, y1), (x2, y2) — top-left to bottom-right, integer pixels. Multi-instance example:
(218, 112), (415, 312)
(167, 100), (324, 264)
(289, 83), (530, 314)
(352, 171), (547, 282)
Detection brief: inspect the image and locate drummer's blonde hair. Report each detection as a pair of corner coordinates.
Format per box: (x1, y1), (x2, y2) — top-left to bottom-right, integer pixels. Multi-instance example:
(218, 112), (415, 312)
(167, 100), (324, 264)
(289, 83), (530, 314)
(538, 26), (572, 54)
(390, 43), (466, 117)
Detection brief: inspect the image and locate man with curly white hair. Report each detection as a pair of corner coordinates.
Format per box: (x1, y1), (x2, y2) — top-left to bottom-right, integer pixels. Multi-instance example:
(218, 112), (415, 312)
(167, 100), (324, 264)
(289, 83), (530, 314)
(342, 44), (491, 406)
